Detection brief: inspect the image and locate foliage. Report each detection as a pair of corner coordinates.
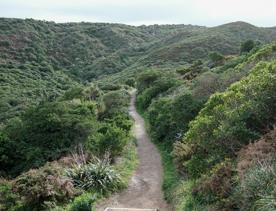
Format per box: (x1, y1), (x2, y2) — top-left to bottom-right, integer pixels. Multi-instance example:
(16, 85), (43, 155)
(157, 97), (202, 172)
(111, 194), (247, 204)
(87, 122), (129, 159)
(1, 100), (97, 176)
(101, 89), (130, 118)
(136, 75), (179, 110)
(13, 162), (76, 210)
(68, 193), (97, 211)
(240, 40), (255, 54)
(208, 52), (224, 66)
(66, 159), (123, 193)
(148, 92), (203, 144)
(174, 61), (276, 178)
(234, 160), (276, 211)
(0, 179), (22, 210)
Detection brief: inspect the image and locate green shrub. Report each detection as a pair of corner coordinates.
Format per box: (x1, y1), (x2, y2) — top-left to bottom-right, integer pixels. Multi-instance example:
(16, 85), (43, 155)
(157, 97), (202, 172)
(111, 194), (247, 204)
(136, 70), (159, 93)
(102, 89), (129, 117)
(240, 40), (255, 54)
(69, 193), (97, 211)
(192, 161), (235, 209)
(136, 77), (178, 110)
(272, 44), (276, 52)
(2, 100), (98, 175)
(66, 159), (123, 193)
(174, 61), (276, 178)
(148, 93), (202, 144)
(0, 179), (22, 210)
(87, 123), (129, 159)
(208, 52), (224, 66)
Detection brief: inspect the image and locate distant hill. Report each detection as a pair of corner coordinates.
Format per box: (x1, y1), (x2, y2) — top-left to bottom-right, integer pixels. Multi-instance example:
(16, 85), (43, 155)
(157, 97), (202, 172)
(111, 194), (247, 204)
(0, 18), (275, 123)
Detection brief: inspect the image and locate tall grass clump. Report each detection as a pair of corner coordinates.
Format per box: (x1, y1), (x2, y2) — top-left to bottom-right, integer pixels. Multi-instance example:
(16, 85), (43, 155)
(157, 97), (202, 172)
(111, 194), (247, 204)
(66, 158), (123, 194)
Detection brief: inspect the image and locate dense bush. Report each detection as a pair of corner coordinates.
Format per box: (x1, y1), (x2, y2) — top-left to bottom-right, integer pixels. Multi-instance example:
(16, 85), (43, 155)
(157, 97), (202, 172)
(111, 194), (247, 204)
(101, 89), (130, 118)
(87, 122), (129, 159)
(0, 179), (22, 210)
(13, 162), (76, 210)
(68, 193), (97, 211)
(208, 52), (224, 67)
(0, 100), (98, 175)
(240, 40), (255, 54)
(173, 61), (276, 178)
(148, 92), (203, 144)
(136, 76), (178, 110)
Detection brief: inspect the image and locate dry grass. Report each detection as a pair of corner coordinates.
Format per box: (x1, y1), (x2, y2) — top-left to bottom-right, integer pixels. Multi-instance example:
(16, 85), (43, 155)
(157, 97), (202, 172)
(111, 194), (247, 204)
(237, 126), (276, 178)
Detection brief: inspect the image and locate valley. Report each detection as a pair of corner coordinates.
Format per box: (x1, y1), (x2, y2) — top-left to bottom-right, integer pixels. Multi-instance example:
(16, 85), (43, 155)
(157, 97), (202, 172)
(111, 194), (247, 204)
(0, 18), (275, 211)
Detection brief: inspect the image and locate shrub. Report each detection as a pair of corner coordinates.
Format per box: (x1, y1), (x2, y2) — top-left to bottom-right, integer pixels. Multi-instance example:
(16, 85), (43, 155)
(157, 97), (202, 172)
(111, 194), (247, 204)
(2, 100), (98, 175)
(272, 44), (276, 52)
(173, 61), (276, 178)
(13, 162), (76, 209)
(240, 40), (255, 54)
(148, 93), (202, 144)
(192, 161), (234, 206)
(69, 193), (97, 211)
(87, 123), (129, 159)
(237, 126), (276, 178)
(0, 179), (22, 210)
(136, 77), (177, 110)
(102, 89), (130, 117)
(136, 70), (159, 93)
(66, 159), (123, 193)
(208, 52), (224, 66)
(105, 113), (132, 132)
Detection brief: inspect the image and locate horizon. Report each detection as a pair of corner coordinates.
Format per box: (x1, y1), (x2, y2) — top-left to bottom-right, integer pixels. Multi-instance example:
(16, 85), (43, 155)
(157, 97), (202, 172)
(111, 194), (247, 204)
(1, 0), (276, 27)
(1, 17), (275, 28)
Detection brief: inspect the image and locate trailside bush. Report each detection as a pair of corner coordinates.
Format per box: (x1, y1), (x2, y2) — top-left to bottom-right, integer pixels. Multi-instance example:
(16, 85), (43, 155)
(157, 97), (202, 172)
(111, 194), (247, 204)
(148, 92), (203, 144)
(87, 122), (129, 159)
(1, 100), (98, 176)
(101, 89), (130, 118)
(136, 77), (178, 110)
(192, 161), (235, 209)
(13, 162), (76, 209)
(173, 61), (276, 178)
(136, 70), (159, 93)
(69, 193), (97, 211)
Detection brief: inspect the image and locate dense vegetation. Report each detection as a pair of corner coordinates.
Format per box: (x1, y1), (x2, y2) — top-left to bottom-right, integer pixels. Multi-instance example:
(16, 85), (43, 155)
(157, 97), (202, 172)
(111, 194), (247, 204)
(0, 17), (275, 210)
(0, 83), (136, 210)
(136, 43), (276, 210)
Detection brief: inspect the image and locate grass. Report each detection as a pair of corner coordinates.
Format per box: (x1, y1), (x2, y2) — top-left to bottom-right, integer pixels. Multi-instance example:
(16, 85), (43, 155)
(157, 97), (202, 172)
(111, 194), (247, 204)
(60, 137), (138, 211)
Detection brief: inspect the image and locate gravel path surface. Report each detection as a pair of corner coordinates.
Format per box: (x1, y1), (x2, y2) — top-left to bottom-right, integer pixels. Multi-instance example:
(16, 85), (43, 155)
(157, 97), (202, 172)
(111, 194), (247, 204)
(96, 90), (172, 211)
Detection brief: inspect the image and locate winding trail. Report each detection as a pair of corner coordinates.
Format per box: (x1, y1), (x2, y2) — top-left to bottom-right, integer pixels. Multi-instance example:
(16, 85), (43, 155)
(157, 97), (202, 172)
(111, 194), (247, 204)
(97, 90), (172, 211)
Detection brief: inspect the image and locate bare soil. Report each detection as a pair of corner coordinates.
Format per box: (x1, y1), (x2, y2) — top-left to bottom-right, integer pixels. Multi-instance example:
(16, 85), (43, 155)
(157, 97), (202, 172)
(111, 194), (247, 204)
(96, 90), (172, 211)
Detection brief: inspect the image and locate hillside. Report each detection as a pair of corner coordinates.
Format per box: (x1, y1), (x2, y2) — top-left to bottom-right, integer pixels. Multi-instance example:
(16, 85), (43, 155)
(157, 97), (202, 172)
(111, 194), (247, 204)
(0, 17), (275, 211)
(136, 42), (276, 211)
(1, 18), (275, 124)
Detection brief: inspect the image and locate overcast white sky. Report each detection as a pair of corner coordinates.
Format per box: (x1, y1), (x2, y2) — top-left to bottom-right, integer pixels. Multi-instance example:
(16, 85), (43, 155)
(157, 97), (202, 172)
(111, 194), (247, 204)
(0, 0), (275, 26)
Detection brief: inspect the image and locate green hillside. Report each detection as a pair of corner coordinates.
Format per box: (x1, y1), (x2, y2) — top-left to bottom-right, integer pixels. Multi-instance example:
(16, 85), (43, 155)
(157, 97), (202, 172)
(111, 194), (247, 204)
(0, 17), (275, 211)
(136, 42), (276, 211)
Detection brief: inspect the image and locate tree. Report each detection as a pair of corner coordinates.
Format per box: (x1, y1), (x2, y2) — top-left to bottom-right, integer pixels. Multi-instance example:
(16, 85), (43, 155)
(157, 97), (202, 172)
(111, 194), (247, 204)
(208, 52), (224, 66)
(240, 40), (255, 54)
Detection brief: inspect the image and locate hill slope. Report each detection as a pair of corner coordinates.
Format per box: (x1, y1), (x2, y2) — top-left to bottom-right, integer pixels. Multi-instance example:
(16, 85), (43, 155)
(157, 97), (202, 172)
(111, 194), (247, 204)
(0, 18), (275, 123)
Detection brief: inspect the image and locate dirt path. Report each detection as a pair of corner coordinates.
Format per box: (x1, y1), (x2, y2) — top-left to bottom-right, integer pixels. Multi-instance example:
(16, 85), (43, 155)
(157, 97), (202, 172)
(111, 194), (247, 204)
(96, 90), (172, 211)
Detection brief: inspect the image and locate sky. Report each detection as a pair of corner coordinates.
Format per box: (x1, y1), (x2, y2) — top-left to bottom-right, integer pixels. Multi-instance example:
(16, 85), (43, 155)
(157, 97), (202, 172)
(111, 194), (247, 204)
(0, 0), (275, 27)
